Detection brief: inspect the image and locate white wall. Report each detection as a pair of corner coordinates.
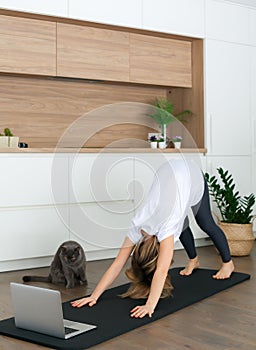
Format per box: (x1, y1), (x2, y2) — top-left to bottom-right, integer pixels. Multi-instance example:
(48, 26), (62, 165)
(0, 0), (205, 37)
(141, 0), (205, 37)
(68, 0), (143, 28)
(0, 0), (68, 17)
(206, 0), (250, 44)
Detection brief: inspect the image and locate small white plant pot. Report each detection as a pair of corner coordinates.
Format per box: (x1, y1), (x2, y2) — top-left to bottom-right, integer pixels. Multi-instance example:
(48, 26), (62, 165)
(0, 136), (9, 148)
(158, 141), (166, 149)
(150, 141), (158, 149)
(173, 142), (181, 149)
(9, 136), (19, 148)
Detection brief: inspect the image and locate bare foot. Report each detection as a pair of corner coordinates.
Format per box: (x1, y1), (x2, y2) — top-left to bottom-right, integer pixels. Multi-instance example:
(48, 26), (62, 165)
(213, 260), (235, 279)
(180, 257), (199, 276)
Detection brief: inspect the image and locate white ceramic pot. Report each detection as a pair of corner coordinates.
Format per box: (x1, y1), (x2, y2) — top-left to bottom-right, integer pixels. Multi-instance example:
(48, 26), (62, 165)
(9, 136), (19, 148)
(173, 142), (181, 149)
(0, 136), (9, 148)
(150, 141), (158, 149)
(158, 141), (166, 149)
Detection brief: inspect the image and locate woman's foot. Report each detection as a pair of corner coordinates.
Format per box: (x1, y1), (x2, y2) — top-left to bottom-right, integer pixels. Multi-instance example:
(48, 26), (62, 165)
(180, 257), (199, 276)
(213, 260), (235, 279)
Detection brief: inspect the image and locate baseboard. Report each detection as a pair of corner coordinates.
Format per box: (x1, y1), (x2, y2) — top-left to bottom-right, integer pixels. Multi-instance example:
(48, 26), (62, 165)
(0, 239), (212, 272)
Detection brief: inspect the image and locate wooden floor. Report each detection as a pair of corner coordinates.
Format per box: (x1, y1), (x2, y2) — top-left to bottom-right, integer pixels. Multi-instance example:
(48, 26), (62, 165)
(0, 244), (255, 350)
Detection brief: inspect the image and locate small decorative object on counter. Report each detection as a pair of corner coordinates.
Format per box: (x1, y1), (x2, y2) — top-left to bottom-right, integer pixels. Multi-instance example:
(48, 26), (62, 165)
(0, 133), (9, 148)
(149, 135), (158, 149)
(149, 98), (192, 145)
(158, 137), (166, 149)
(4, 128), (19, 148)
(149, 98), (176, 145)
(18, 142), (28, 148)
(171, 135), (182, 149)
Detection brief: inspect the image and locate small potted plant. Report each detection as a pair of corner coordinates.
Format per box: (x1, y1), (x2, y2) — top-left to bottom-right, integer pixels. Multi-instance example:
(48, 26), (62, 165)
(0, 132), (9, 148)
(205, 167), (256, 256)
(158, 137), (166, 149)
(149, 135), (158, 149)
(4, 128), (19, 148)
(149, 97), (192, 143)
(171, 136), (183, 149)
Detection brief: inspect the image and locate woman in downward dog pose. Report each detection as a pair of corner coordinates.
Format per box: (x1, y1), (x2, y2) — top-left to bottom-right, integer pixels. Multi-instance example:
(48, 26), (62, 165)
(71, 158), (234, 318)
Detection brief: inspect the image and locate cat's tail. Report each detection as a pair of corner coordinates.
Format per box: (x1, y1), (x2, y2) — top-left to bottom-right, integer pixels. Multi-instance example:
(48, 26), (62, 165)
(22, 275), (51, 283)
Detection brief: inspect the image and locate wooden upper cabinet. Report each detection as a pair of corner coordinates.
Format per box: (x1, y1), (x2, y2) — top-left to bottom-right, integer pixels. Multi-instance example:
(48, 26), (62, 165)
(129, 33), (192, 87)
(0, 15), (56, 76)
(57, 23), (130, 82)
(0, 12), (193, 87)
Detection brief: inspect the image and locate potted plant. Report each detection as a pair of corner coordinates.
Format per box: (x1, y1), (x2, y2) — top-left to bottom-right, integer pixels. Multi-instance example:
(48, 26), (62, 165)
(4, 128), (19, 148)
(171, 135), (183, 149)
(0, 132), (9, 148)
(205, 167), (256, 256)
(149, 135), (158, 149)
(149, 97), (192, 144)
(158, 137), (166, 149)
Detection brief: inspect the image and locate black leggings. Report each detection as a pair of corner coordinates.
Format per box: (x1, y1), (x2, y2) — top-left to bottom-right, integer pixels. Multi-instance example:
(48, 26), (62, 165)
(179, 178), (231, 263)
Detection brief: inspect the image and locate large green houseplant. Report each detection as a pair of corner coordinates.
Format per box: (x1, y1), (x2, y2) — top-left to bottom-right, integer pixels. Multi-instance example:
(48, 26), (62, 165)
(149, 97), (192, 146)
(205, 167), (256, 256)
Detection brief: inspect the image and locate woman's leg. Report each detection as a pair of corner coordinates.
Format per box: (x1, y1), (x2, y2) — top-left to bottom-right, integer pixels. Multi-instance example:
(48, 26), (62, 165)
(192, 179), (231, 262)
(179, 217), (197, 259)
(179, 221), (200, 275)
(192, 178), (234, 278)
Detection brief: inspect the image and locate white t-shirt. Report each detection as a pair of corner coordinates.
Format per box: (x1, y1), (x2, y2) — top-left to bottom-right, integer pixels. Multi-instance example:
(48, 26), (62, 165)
(127, 159), (204, 244)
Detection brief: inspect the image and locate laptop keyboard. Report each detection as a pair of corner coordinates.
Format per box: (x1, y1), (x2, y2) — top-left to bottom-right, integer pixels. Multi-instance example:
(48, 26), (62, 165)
(64, 326), (78, 335)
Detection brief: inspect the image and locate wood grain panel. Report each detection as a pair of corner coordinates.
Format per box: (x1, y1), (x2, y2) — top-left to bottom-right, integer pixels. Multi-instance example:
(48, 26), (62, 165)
(164, 39), (204, 149)
(129, 33), (192, 87)
(0, 76), (166, 148)
(0, 15), (56, 76)
(57, 23), (129, 82)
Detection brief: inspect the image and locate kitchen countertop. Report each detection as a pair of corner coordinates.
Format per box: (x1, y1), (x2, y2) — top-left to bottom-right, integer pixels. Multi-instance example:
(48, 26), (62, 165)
(0, 147), (207, 154)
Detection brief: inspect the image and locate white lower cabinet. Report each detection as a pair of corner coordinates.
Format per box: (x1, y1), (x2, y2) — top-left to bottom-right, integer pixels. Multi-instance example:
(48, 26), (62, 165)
(69, 201), (134, 261)
(0, 207), (69, 271)
(68, 153), (135, 260)
(69, 154), (134, 203)
(0, 152), (210, 271)
(0, 154), (68, 207)
(0, 154), (69, 271)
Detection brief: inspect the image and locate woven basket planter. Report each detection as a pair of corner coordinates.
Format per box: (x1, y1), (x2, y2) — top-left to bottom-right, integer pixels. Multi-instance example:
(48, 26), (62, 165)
(218, 220), (255, 256)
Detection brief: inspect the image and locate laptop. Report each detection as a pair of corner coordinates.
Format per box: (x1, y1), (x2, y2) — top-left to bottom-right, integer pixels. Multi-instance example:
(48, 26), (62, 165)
(10, 282), (97, 339)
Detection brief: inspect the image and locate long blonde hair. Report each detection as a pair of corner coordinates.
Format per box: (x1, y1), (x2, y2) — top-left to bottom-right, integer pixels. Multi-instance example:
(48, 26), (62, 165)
(121, 235), (173, 299)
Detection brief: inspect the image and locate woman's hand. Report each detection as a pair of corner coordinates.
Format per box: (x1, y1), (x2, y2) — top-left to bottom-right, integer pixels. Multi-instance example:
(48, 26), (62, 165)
(130, 304), (154, 318)
(71, 296), (97, 308)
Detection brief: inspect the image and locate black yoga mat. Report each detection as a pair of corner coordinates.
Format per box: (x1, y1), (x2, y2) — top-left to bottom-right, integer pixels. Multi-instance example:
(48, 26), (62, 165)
(0, 268), (250, 350)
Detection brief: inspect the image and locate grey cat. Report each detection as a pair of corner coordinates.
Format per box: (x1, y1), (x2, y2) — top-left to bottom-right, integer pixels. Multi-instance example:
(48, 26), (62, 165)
(23, 240), (87, 289)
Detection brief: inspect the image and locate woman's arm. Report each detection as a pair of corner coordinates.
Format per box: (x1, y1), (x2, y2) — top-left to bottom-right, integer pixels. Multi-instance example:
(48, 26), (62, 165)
(71, 236), (135, 308)
(130, 235), (174, 318)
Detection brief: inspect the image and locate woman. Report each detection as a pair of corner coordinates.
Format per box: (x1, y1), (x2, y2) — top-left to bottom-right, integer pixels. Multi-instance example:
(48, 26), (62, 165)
(71, 159), (234, 318)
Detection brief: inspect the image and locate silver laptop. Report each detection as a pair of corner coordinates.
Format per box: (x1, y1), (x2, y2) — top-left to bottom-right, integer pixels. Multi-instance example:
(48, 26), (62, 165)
(10, 282), (96, 339)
